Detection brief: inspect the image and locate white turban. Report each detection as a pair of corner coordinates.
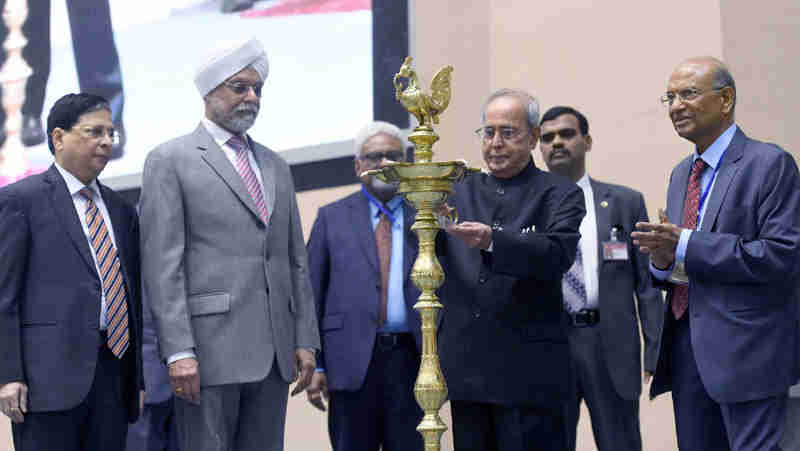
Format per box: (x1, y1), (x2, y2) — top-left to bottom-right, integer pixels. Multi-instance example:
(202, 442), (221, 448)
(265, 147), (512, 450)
(194, 37), (269, 97)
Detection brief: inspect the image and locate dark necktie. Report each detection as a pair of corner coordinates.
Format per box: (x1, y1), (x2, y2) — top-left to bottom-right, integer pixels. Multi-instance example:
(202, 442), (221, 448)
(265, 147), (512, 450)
(79, 188), (129, 358)
(376, 212), (392, 326)
(227, 135), (268, 222)
(672, 158), (708, 319)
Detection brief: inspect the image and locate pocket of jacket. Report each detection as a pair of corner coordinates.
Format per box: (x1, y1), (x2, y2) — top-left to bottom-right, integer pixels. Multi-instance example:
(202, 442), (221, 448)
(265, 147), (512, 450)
(187, 292), (231, 316)
(21, 320), (57, 327)
(321, 313), (344, 331)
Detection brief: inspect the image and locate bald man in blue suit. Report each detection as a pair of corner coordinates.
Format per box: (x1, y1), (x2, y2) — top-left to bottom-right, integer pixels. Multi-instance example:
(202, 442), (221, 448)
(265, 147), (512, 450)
(634, 57), (800, 451)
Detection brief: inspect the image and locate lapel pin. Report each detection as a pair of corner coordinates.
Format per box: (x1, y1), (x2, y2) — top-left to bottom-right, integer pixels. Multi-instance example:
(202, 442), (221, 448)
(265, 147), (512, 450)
(600, 200), (608, 208)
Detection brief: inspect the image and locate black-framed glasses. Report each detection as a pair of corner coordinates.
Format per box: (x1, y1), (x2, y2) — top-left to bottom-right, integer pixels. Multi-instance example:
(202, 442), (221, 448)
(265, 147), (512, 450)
(474, 126), (523, 141)
(359, 150), (406, 163)
(75, 126), (119, 145)
(660, 87), (722, 106)
(541, 128), (578, 144)
(224, 81), (263, 97)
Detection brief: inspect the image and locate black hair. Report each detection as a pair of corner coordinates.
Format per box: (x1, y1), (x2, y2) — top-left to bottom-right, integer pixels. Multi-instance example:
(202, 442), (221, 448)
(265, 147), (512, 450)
(539, 106), (589, 135)
(46, 93), (110, 154)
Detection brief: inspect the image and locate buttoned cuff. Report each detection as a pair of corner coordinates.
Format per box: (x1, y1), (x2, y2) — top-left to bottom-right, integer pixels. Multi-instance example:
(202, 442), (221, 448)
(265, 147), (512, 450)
(676, 228), (691, 265)
(650, 261), (673, 281)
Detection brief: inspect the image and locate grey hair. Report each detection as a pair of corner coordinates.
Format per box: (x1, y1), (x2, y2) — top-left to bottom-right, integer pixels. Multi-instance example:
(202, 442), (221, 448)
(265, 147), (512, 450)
(712, 65), (736, 112)
(480, 88), (540, 129)
(353, 121), (404, 156)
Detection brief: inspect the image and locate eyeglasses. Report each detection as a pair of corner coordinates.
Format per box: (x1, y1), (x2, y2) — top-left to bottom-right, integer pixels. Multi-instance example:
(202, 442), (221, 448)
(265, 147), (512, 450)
(541, 128), (578, 144)
(660, 87), (722, 106)
(359, 150), (406, 163)
(224, 81), (263, 97)
(474, 126), (523, 142)
(75, 126), (119, 145)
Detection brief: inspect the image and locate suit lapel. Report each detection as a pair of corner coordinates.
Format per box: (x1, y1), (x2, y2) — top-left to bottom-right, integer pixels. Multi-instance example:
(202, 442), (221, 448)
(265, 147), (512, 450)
(99, 184), (130, 273)
(668, 156), (693, 224)
(98, 183), (138, 329)
(591, 179), (610, 271)
(45, 166), (96, 275)
(196, 125), (265, 224)
(349, 192), (379, 272)
(249, 137), (276, 222)
(699, 129), (745, 232)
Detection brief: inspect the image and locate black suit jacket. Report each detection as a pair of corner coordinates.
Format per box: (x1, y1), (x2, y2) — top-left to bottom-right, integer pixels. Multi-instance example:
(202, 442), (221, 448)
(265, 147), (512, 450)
(307, 190), (421, 391)
(0, 166), (143, 421)
(438, 162), (585, 407)
(588, 179), (663, 400)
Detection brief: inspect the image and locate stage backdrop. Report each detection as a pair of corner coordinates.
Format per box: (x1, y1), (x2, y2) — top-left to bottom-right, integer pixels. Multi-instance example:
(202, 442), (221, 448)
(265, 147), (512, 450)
(0, 0), (409, 191)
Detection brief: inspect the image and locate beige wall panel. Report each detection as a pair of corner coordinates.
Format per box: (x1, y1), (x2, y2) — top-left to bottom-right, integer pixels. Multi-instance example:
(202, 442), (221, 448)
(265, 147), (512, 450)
(487, 0), (723, 220)
(721, 0), (800, 159)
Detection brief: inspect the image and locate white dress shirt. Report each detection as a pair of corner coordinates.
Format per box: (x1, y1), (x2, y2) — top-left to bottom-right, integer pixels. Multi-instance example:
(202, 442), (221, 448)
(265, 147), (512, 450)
(576, 174), (599, 309)
(54, 162), (116, 330)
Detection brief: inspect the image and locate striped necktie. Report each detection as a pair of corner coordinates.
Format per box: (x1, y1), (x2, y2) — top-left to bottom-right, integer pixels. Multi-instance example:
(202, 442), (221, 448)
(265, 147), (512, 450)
(227, 135), (268, 222)
(79, 188), (129, 358)
(563, 246), (587, 313)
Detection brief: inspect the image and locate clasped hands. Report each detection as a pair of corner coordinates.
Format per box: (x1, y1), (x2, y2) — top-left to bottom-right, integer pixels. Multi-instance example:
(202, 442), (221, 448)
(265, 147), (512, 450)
(168, 348), (316, 405)
(631, 210), (681, 269)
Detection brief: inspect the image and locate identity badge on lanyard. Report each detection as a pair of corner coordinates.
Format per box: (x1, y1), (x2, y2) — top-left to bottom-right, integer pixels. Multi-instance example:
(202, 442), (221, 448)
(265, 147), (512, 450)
(602, 226), (629, 261)
(362, 187), (397, 223)
(695, 148), (726, 227)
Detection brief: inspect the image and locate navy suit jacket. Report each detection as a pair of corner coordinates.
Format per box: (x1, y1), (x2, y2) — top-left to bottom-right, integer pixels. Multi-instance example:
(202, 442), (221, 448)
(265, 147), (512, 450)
(0, 166), (144, 421)
(589, 179), (664, 401)
(307, 190), (421, 391)
(651, 128), (800, 403)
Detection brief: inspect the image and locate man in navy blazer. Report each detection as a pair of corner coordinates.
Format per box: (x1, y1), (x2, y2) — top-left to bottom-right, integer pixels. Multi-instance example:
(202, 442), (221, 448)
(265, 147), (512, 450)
(306, 121), (423, 451)
(0, 93), (143, 451)
(634, 57), (800, 451)
(539, 106), (663, 451)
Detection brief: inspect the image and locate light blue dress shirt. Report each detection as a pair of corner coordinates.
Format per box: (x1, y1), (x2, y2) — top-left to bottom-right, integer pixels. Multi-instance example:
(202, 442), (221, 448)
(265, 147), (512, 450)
(368, 195), (409, 333)
(651, 123), (738, 281)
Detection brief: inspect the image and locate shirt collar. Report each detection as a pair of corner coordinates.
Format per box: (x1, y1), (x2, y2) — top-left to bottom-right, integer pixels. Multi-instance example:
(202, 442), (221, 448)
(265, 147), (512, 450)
(54, 162), (100, 197)
(694, 123), (737, 170)
(576, 173), (590, 190)
(367, 193), (403, 218)
(202, 117), (244, 149)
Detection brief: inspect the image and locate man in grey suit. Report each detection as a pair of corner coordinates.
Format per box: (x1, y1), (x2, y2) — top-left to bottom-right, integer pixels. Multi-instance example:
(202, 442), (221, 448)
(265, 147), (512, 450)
(538, 106), (663, 451)
(139, 37), (320, 451)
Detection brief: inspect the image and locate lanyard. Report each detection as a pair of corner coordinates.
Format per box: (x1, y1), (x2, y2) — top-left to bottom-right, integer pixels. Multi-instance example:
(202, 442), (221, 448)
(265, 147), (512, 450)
(362, 187), (397, 223)
(695, 146), (727, 226)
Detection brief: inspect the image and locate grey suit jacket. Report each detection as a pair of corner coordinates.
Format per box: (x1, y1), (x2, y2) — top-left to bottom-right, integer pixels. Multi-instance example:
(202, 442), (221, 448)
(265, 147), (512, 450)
(139, 124), (319, 386)
(589, 179), (663, 400)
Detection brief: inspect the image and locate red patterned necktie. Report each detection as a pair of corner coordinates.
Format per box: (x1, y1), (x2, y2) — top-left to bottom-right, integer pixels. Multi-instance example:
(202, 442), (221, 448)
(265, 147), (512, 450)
(672, 158), (708, 319)
(376, 212), (392, 326)
(228, 135), (268, 222)
(79, 188), (129, 358)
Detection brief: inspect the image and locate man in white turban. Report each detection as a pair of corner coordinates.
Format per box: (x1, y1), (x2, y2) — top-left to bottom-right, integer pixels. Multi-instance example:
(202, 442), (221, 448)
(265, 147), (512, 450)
(139, 37), (320, 451)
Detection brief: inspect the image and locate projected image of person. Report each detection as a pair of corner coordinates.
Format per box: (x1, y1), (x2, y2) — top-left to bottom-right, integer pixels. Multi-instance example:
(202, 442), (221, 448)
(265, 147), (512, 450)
(0, 0), (126, 157)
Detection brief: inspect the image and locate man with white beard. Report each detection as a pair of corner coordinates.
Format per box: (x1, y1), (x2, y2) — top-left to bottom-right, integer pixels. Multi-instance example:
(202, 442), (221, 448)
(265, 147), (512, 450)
(138, 37), (320, 451)
(306, 121), (424, 451)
